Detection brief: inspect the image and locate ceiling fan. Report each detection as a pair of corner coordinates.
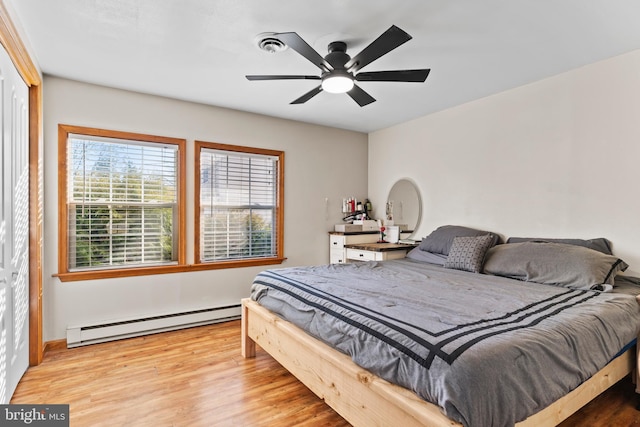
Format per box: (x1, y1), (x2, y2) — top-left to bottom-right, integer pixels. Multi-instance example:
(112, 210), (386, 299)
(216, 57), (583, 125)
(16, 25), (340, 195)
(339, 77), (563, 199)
(246, 25), (430, 107)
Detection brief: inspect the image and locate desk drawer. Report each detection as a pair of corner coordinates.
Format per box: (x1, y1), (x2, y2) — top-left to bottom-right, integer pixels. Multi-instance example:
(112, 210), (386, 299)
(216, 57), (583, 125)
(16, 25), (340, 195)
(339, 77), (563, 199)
(330, 235), (346, 249)
(346, 248), (382, 262)
(330, 248), (347, 264)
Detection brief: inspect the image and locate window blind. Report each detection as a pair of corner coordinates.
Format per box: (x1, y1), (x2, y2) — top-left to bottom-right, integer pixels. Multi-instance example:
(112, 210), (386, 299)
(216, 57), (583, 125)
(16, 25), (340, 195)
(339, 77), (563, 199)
(67, 135), (178, 270)
(199, 148), (277, 262)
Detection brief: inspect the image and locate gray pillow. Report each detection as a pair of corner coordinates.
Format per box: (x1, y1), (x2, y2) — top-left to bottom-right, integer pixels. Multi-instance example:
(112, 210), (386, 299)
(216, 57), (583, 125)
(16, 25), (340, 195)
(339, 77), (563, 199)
(506, 237), (612, 255)
(418, 225), (500, 255)
(483, 242), (628, 289)
(444, 234), (494, 273)
(405, 247), (448, 265)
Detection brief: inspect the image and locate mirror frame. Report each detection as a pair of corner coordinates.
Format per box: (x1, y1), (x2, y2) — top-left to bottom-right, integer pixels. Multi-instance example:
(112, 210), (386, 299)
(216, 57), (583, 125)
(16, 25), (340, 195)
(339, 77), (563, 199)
(386, 178), (422, 240)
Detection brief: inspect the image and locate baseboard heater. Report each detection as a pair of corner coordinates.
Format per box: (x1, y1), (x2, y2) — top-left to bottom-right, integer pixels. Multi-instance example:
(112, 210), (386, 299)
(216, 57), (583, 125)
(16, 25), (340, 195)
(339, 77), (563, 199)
(66, 304), (241, 348)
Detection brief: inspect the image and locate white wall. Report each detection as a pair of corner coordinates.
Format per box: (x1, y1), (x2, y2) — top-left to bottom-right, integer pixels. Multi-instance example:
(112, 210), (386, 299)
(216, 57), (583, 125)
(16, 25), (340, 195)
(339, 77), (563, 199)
(43, 76), (368, 341)
(369, 49), (640, 275)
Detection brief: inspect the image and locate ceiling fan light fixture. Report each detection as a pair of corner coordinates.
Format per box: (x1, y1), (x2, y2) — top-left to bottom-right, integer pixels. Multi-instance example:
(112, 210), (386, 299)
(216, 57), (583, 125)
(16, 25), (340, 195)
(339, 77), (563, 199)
(247, 26), (429, 106)
(322, 72), (354, 93)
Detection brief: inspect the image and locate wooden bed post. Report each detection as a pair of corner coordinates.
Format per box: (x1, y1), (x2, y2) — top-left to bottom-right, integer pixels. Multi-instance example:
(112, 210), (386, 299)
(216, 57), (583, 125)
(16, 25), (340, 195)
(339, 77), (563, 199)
(241, 299), (256, 358)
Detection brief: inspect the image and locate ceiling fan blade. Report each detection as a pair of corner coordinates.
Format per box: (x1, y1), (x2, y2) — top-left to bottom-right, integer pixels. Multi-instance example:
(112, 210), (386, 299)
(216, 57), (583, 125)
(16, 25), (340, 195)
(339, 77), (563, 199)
(347, 85), (376, 107)
(290, 85), (323, 104)
(355, 69), (430, 82)
(345, 25), (412, 73)
(276, 32), (334, 73)
(246, 75), (321, 81)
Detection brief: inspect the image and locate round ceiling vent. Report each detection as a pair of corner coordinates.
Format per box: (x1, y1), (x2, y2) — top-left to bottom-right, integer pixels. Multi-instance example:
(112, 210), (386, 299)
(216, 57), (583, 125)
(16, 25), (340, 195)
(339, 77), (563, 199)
(255, 32), (288, 54)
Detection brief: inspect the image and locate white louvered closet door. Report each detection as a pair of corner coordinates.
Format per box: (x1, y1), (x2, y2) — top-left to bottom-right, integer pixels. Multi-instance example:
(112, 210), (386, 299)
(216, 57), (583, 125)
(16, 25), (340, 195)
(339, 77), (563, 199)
(0, 43), (29, 404)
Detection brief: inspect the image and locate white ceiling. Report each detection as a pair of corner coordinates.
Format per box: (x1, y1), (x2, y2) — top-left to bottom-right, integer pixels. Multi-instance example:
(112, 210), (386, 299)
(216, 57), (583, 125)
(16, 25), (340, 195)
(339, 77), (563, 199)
(6, 0), (640, 133)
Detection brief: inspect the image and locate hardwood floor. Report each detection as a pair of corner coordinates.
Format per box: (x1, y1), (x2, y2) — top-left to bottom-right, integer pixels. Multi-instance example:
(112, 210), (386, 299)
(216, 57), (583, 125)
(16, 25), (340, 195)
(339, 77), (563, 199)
(10, 320), (640, 426)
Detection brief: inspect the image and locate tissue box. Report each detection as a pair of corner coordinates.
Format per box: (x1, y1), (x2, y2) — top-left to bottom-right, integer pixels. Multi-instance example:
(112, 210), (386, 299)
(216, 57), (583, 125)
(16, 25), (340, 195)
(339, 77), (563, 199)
(353, 220), (378, 231)
(334, 224), (363, 232)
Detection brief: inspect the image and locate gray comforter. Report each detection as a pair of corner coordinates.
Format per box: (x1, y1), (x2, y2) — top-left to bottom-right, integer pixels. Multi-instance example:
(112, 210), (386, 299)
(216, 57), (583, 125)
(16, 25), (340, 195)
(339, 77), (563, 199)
(250, 259), (640, 427)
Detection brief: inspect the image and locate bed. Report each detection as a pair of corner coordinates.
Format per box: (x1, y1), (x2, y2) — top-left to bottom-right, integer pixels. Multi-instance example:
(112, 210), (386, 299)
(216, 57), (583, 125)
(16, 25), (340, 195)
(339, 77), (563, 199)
(241, 226), (640, 427)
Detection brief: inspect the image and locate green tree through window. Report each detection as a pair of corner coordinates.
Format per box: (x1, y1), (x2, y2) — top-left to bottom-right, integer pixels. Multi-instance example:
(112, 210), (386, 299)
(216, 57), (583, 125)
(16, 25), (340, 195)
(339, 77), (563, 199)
(65, 131), (180, 270)
(58, 125), (284, 281)
(196, 141), (284, 264)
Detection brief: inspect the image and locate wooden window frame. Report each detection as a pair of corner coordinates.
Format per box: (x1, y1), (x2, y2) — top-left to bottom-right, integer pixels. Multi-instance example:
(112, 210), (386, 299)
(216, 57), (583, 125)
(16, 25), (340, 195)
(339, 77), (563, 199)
(194, 141), (285, 269)
(56, 124), (187, 282)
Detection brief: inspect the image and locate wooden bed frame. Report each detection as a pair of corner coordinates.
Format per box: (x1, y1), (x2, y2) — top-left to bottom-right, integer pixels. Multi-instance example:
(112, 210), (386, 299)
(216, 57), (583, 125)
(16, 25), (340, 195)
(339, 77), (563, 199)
(241, 298), (637, 427)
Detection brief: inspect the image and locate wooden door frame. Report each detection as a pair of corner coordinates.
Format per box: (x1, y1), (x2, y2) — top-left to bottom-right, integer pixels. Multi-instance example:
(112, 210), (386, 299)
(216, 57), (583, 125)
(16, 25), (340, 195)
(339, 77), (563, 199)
(0, 0), (44, 365)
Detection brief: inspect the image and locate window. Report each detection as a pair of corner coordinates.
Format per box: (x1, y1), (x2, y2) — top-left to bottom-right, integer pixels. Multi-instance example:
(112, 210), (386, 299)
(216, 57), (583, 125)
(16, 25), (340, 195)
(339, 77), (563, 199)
(195, 141), (284, 267)
(58, 125), (186, 281)
(57, 126), (283, 281)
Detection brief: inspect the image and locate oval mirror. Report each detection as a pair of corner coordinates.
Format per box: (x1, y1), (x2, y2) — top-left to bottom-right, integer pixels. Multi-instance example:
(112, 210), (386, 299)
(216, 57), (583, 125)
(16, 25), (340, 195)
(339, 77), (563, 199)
(386, 179), (421, 239)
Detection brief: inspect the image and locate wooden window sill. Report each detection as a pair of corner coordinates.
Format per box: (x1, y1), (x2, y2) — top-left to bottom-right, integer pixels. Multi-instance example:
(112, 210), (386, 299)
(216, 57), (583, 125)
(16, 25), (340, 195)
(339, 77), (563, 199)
(54, 257), (287, 282)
